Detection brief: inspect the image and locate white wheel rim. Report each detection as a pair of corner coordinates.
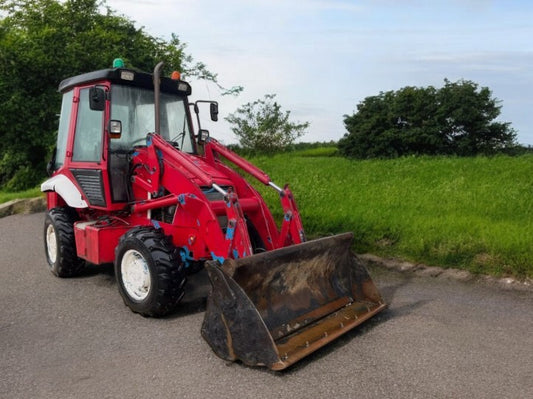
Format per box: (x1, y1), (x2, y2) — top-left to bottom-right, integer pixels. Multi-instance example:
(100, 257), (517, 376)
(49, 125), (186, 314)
(46, 224), (58, 264)
(121, 249), (151, 301)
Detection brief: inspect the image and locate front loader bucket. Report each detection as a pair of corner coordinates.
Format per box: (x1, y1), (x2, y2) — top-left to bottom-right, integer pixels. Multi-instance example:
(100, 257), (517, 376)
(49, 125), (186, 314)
(201, 232), (386, 370)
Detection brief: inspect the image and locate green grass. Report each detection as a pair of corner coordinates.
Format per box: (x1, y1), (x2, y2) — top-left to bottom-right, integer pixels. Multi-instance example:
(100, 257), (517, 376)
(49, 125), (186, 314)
(293, 146), (338, 157)
(248, 153), (533, 279)
(0, 186), (42, 204)
(3, 152), (532, 279)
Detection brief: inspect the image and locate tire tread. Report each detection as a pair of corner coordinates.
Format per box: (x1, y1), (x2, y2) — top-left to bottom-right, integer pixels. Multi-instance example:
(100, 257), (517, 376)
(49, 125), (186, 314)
(115, 226), (186, 317)
(45, 207), (84, 277)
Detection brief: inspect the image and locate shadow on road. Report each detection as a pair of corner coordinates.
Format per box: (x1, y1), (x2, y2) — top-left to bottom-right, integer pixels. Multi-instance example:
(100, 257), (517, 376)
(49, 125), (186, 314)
(61, 258), (431, 374)
(69, 263), (210, 317)
(377, 268), (430, 322)
(277, 268), (430, 375)
(166, 268), (211, 318)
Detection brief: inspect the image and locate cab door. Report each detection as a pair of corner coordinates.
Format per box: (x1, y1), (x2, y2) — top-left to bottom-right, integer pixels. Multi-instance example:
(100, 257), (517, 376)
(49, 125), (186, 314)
(67, 85), (110, 209)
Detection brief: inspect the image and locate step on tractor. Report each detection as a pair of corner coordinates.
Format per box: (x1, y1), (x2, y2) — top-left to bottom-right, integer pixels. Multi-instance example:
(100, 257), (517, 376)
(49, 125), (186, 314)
(41, 59), (386, 370)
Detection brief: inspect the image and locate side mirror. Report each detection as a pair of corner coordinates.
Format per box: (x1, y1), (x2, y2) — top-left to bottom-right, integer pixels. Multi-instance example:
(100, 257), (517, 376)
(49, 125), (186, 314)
(210, 102), (218, 122)
(109, 120), (122, 139)
(89, 87), (106, 111)
(198, 129), (210, 144)
(46, 147), (57, 176)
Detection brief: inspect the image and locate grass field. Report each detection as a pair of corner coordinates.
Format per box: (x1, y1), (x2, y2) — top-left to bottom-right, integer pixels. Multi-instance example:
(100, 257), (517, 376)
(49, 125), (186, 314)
(2, 150), (532, 279)
(248, 150), (533, 279)
(0, 186), (42, 204)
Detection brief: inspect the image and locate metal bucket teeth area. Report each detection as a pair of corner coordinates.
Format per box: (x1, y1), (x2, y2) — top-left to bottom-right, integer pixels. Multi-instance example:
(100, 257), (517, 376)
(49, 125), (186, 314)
(201, 233), (386, 370)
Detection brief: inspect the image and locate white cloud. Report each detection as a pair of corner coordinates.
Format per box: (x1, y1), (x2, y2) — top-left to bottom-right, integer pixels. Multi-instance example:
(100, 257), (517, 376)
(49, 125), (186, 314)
(105, 0), (533, 144)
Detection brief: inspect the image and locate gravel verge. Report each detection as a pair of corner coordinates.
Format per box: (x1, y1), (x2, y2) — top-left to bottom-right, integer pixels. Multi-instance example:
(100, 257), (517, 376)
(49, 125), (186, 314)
(359, 253), (533, 292)
(0, 197), (47, 218)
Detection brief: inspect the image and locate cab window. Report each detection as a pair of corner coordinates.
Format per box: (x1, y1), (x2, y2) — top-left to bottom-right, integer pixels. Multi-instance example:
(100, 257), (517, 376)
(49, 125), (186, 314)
(110, 85), (194, 153)
(72, 88), (104, 162)
(54, 90), (73, 169)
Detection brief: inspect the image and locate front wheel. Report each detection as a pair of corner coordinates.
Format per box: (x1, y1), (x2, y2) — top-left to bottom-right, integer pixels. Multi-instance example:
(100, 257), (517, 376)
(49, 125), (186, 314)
(43, 207), (84, 277)
(114, 227), (186, 317)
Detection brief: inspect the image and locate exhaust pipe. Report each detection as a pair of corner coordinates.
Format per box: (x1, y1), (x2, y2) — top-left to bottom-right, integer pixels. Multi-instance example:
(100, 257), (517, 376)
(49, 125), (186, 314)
(153, 61), (164, 135)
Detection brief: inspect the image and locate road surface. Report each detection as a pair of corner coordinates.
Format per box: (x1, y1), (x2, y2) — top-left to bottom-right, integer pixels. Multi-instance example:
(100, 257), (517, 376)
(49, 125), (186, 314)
(1, 212), (532, 398)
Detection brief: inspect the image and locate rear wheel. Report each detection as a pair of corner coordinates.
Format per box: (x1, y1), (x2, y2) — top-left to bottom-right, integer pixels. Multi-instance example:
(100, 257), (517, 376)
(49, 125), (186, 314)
(43, 207), (84, 277)
(115, 227), (186, 317)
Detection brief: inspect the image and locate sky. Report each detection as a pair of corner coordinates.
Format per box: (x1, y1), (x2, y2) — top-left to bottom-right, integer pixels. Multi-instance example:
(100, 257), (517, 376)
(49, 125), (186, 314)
(105, 0), (533, 145)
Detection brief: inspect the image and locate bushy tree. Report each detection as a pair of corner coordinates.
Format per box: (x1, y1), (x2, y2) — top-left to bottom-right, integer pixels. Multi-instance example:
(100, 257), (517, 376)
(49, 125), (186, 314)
(338, 79), (516, 158)
(225, 94), (309, 154)
(0, 0), (239, 190)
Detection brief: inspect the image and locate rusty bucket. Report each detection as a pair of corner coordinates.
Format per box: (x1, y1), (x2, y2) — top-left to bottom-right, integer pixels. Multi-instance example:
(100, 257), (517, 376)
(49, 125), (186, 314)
(201, 232), (386, 370)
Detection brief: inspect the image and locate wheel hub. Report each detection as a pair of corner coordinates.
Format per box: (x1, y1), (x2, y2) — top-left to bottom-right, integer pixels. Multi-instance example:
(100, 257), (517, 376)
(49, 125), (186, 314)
(121, 249), (151, 301)
(46, 224), (57, 264)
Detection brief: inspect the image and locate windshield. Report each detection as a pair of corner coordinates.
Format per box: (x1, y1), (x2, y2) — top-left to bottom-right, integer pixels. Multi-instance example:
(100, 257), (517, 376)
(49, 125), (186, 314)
(109, 85), (194, 153)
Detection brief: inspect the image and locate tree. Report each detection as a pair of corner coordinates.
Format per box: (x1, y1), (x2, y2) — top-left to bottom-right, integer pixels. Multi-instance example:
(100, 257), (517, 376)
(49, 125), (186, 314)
(0, 0), (240, 190)
(338, 79), (516, 159)
(225, 94), (309, 154)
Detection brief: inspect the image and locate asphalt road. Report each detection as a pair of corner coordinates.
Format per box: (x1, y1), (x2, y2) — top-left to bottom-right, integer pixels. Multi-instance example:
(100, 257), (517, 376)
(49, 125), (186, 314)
(1, 212), (532, 399)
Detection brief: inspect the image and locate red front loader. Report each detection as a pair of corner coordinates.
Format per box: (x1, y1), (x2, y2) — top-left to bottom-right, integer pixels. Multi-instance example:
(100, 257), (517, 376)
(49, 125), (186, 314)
(41, 60), (385, 370)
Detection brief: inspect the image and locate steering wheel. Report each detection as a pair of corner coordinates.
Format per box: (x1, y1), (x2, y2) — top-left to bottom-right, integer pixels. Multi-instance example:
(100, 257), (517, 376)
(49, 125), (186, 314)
(130, 137), (148, 147)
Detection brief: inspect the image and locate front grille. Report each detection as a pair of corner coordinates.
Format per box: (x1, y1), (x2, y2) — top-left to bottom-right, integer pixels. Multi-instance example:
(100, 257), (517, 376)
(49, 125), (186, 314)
(71, 169), (106, 207)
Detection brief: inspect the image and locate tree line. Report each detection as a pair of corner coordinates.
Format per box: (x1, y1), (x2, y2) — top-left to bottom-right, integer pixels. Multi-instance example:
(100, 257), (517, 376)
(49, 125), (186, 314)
(0, 0), (233, 190)
(0, 0), (518, 191)
(338, 79), (517, 159)
(229, 81), (517, 158)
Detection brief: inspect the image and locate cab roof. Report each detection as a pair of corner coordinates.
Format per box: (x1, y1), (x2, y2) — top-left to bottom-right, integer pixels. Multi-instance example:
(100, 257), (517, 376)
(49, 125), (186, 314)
(58, 68), (192, 96)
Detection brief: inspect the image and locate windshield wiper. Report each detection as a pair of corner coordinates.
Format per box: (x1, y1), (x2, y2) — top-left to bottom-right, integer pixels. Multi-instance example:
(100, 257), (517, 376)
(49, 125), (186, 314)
(169, 118), (187, 150)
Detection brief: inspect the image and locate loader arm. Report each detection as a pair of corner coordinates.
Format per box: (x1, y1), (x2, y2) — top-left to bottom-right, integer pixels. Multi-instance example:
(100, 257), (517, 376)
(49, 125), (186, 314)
(129, 133), (255, 261)
(204, 138), (305, 247)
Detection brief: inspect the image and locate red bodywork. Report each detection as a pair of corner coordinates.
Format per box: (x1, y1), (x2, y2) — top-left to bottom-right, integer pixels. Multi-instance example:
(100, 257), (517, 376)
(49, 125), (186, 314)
(47, 129), (305, 266)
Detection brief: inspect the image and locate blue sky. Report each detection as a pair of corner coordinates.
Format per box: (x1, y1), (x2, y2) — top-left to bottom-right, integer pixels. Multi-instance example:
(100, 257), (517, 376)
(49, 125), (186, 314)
(106, 0), (533, 145)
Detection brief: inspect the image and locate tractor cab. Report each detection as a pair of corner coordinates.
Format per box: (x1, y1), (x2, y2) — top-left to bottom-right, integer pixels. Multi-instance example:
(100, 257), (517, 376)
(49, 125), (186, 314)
(44, 60), (194, 210)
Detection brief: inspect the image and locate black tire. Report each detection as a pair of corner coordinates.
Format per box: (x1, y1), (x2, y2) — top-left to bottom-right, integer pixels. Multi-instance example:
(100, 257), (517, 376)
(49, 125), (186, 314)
(44, 207), (85, 277)
(114, 227), (187, 317)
